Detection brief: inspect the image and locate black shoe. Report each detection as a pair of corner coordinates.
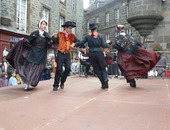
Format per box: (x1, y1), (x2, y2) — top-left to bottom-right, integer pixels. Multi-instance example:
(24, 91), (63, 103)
(129, 79), (136, 88)
(87, 72), (93, 75)
(101, 80), (109, 89)
(60, 83), (64, 89)
(114, 75), (118, 78)
(53, 87), (58, 91)
(85, 72), (88, 78)
(24, 88), (30, 91)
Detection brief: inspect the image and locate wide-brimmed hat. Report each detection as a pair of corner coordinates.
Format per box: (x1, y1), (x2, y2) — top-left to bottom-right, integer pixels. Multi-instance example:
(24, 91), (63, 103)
(89, 23), (97, 30)
(62, 21), (76, 27)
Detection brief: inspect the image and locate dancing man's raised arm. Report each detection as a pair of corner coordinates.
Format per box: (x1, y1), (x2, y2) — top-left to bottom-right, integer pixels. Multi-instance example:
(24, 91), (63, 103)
(72, 36), (87, 48)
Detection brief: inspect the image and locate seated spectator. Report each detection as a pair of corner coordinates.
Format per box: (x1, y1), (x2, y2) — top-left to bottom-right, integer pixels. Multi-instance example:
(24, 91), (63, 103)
(71, 59), (80, 75)
(8, 71), (18, 86)
(45, 58), (54, 80)
(156, 54), (166, 67)
(7, 63), (15, 80)
(78, 48), (92, 77)
(157, 67), (166, 77)
(148, 68), (158, 79)
(0, 73), (8, 87)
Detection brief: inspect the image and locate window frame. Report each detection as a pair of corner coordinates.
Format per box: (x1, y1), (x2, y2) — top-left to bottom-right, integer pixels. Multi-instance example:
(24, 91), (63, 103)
(16, 0), (27, 32)
(42, 7), (50, 32)
(105, 12), (110, 26)
(95, 16), (99, 24)
(86, 20), (89, 32)
(72, 0), (76, 11)
(114, 9), (120, 24)
(105, 33), (110, 41)
(59, 15), (65, 31)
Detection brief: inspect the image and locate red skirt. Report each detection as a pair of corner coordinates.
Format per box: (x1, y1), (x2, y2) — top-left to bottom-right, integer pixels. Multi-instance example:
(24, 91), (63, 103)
(118, 47), (161, 80)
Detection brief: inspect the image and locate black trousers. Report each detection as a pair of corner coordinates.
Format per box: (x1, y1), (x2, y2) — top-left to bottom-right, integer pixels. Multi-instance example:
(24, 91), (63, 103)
(53, 51), (71, 87)
(81, 61), (91, 74)
(89, 51), (108, 83)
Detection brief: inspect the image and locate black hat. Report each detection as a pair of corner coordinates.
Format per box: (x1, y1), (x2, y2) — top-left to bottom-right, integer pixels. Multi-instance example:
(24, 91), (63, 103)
(62, 21), (76, 27)
(89, 23), (97, 30)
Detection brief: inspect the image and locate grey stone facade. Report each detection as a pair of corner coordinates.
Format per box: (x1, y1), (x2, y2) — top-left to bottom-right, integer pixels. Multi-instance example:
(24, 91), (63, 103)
(84, 0), (170, 64)
(84, 0), (140, 42)
(0, 0), (84, 38)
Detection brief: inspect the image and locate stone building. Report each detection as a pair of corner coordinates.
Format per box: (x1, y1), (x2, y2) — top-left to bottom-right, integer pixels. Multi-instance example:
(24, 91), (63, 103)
(84, 0), (170, 64)
(0, 0), (84, 61)
(84, 0), (140, 44)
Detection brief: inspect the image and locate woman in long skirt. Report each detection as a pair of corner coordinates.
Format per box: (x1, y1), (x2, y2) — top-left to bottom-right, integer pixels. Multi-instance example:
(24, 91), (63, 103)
(109, 25), (161, 88)
(6, 20), (53, 91)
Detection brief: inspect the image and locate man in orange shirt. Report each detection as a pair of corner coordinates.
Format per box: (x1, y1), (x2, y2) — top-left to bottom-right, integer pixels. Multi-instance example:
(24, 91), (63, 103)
(52, 21), (79, 91)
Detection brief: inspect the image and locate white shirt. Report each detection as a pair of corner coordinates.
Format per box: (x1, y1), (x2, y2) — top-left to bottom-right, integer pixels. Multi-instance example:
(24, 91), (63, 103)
(39, 30), (44, 36)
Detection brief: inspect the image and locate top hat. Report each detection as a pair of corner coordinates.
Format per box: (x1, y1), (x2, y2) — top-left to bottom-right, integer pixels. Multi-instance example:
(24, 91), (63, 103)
(62, 21), (76, 27)
(89, 23), (97, 30)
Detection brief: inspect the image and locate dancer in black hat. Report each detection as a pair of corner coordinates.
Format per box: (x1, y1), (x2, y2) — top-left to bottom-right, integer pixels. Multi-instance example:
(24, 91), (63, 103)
(52, 21), (79, 91)
(71, 23), (109, 89)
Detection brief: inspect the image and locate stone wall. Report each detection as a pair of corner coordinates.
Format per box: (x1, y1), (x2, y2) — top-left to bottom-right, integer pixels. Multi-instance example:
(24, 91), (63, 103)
(128, 0), (162, 17)
(1, 0), (16, 31)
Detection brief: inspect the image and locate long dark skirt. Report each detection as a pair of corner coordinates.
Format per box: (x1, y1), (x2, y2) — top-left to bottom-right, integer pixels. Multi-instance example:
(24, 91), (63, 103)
(118, 47), (161, 80)
(6, 40), (45, 87)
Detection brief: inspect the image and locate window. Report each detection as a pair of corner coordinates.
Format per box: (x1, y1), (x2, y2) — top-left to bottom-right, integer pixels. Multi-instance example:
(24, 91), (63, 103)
(72, 0), (76, 11)
(72, 28), (76, 34)
(95, 17), (99, 24)
(114, 9), (120, 24)
(96, 3), (99, 8)
(42, 7), (49, 32)
(59, 16), (65, 31)
(72, 22), (76, 34)
(126, 6), (129, 18)
(16, 0), (27, 31)
(105, 12), (110, 26)
(126, 28), (132, 36)
(105, 33), (110, 41)
(86, 20), (89, 31)
(114, 31), (119, 38)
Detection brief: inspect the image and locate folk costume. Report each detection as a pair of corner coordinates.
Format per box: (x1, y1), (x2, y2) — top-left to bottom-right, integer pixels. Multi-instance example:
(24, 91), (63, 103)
(6, 20), (52, 90)
(113, 25), (161, 87)
(75, 23), (109, 89)
(53, 21), (79, 91)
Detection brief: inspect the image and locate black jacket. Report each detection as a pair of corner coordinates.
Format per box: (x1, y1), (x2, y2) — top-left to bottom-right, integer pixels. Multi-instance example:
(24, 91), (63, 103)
(76, 34), (108, 52)
(26, 30), (52, 65)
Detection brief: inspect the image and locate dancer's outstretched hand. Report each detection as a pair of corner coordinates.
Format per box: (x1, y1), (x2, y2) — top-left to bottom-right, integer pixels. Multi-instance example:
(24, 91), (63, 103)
(52, 33), (57, 38)
(20, 38), (25, 40)
(70, 43), (75, 48)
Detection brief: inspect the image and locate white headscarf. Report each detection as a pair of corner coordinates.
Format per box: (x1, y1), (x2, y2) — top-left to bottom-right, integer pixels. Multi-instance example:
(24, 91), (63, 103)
(38, 19), (48, 35)
(38, 19), (48, 29)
